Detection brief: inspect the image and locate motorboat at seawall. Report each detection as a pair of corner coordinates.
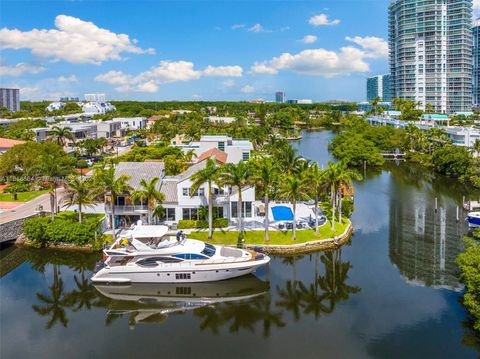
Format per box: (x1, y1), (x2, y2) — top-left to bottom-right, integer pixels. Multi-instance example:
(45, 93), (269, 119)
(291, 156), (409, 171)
(91, 224), (270, 284)
(467, 212), (480, 228)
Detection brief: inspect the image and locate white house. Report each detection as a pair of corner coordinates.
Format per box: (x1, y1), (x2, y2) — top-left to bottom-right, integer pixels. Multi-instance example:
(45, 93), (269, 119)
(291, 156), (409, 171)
(82, 102), (116, 115)
(96, 120), (123, 138)
(107, 158), (256, 228)
(46, 102), (65, 112)
(175, 135), (253, 163)
(112, 117), (147, 131)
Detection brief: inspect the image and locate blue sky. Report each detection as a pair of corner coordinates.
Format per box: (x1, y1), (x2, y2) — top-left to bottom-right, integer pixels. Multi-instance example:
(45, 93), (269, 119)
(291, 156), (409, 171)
(0, 0), (392, 102)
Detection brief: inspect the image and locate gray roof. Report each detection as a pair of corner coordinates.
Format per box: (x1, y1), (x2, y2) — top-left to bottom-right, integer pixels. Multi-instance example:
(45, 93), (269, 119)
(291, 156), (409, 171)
(115, 162), (164, 191)
(174, 160), (207, 183)
(160, 180), (178, 203)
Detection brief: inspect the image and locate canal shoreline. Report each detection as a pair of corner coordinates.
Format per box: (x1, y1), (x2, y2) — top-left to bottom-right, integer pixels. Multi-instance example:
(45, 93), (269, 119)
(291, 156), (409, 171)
(246, 220), (353, 255)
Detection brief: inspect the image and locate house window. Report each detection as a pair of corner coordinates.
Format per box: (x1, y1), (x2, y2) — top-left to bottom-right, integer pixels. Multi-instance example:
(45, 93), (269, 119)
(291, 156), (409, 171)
(231, 202), (252, 218)
(165, 208), (175, 221)
(182, 188), (189, 196)
(198, 188), (205, 196)
(218, 141), (225, 151)
(242, 152), (250, 161)
(182, 208), (200, 220)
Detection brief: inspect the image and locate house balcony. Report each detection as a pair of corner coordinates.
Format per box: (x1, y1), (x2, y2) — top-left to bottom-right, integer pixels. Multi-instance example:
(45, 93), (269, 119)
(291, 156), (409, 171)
(105, 205), (149, 214)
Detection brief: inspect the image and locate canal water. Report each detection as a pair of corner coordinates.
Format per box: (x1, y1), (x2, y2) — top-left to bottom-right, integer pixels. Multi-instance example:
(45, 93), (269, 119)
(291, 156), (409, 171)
(1, 130), (479, 358)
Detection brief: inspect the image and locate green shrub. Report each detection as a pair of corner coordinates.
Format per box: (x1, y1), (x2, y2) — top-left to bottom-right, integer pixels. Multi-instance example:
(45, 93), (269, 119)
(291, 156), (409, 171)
(178, 218), (228, 229)
(23, 214), (103, 247)
(23, 217), (50, 246)
(77, 159), (88, 169)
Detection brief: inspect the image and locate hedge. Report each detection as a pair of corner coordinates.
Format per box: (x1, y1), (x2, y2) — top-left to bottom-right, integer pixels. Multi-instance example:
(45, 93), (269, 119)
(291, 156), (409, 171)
(23, 215), (104, 248)
(178, 218), (228, 229)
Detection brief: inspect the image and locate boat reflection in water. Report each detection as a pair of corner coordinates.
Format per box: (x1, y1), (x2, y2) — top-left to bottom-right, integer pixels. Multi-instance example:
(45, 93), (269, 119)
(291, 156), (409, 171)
(93, 275), (269, 327)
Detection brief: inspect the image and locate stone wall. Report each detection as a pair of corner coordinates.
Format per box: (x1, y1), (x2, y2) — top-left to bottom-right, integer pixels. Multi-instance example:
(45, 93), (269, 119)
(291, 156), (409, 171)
(0, 215), (35, 244)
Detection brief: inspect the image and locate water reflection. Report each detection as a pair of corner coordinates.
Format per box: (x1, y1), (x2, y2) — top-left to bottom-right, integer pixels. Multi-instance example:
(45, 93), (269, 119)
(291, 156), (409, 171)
(20, 245), (360, 337)
(387, 164), (470, 291)
(94, 276), (269, 328)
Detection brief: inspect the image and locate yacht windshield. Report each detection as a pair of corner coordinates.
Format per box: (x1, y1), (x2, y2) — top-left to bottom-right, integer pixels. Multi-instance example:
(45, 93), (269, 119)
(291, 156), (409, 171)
(201, 243), (216, 257)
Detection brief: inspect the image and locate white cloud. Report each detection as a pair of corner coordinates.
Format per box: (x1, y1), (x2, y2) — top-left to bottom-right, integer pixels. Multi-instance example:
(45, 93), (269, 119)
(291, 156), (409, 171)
(250, 47), (370, 77)
(96, 61), (244, 93)
(231, 24), (245, 30)
(223, 79), (236, 87)
(192, 94), (202, 99)
(308, 13), (340, 26)
(202, 65), (243, 77)
(58, 74), (78, 82)
(0, 62), (45, 76)
(345, 36), (388, 58)
(300, 35), (318, 44)
(0, 15), (155, 64)
(248, 24), (266, 33)
(241, 85), (255, 93)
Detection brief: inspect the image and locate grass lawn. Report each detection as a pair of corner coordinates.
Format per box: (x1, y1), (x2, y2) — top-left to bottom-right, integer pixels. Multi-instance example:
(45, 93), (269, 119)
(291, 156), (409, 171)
(188, 219), (350, 245)
(0, 190), (48, 202)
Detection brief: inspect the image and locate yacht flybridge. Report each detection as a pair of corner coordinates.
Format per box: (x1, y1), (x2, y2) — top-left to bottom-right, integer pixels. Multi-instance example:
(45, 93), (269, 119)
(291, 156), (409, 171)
(91, 225), (270, 284)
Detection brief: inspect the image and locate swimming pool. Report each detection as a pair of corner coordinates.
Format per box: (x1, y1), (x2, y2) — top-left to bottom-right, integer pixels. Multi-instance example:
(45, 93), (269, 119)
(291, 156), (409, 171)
(271, 205), (294, 221)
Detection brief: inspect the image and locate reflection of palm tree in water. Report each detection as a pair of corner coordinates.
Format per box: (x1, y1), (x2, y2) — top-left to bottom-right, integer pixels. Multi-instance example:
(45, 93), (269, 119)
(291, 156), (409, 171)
(32, 265), (71, 329)
(70, 270), (97, 311)
(317, 250), (361, 312)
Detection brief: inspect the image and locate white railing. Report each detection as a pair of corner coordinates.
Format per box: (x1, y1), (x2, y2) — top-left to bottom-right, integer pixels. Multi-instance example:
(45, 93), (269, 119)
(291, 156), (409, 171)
(105, 205), (148, 214)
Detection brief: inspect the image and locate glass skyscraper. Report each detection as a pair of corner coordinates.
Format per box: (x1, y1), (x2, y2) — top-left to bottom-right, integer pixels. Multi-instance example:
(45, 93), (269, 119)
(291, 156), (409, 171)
(473, 23), (480, 107)
(0, 88), (20, 112)
(366, 74), (392, 102)
(389, 0), (473, 114)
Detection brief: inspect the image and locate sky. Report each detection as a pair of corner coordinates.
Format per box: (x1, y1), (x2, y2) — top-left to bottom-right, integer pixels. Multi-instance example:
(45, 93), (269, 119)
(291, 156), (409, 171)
(0, 0), (478, 102)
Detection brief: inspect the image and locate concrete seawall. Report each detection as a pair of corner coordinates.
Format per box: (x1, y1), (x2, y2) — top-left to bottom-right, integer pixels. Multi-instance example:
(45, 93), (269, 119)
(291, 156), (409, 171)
(245, 222), (353, 255)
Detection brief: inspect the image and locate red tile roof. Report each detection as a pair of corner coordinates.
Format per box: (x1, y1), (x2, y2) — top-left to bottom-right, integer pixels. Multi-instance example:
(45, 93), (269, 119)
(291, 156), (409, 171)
(0, 137), (26, 149)
(198, 148), (228, 164)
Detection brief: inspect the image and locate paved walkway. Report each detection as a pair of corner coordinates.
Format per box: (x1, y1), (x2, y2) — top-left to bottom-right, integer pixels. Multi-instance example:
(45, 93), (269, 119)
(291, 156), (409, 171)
(0, 190), (63, 225)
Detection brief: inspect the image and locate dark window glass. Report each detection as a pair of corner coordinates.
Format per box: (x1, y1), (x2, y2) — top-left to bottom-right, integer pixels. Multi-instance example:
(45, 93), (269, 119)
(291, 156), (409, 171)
(201, 243), (216, 257)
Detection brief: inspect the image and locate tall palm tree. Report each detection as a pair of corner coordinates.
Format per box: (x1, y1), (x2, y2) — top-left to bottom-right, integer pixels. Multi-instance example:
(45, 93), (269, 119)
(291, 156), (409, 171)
(93, 167), (132, 239)
(131, 177), (165, 225)
(49, 126), (74, 146)
(473, 139), (480, 156)
(323, 161), (360, 230)
(252, 157), (279, 242)
(219, 161), (253, 240)
(306, 162), (328, 235)
(278, 175), (310, 240)
(190, 158), (221, 239)
(62, 176), (96, 222)
(30, 154), (73, 220)
(276, 145), (304, 175)
(370, 95), (381, 116)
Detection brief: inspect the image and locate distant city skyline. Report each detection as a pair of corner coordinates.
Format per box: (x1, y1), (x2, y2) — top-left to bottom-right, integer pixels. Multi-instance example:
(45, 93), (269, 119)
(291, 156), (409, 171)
(0, 1), (399, 102)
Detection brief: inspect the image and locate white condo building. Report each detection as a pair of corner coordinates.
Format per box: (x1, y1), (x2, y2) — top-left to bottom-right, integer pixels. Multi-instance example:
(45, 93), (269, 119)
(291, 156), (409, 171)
(389, 0), (473, 113)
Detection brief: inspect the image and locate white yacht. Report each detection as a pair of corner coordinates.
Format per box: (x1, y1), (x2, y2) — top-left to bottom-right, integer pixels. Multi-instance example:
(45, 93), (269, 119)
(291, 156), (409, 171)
(91, 225), (270, 284)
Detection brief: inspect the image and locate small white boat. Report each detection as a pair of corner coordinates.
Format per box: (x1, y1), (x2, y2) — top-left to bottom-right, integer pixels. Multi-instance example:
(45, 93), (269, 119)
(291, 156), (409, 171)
(91, 225), (270, 284)
(467, 212), (480, 228)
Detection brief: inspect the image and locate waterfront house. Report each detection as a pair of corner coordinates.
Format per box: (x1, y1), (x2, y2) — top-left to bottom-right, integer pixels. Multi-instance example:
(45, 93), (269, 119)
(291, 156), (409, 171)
(107, 157), (256, 228)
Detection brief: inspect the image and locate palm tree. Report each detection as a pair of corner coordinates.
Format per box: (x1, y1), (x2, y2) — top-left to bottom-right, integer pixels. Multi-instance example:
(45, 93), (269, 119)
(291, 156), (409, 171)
(370, 95), (381, 116)
(252, 157), (279, 242)
(131, 177), (165, 225)
(219, 161), (253, 242)
(93, 167), (132, 239)
(306, 162), (328, 235)
(30, 154), (73, 220)
(190, 158), (221, 240)
(62, 176), (96, 222)
(49, 126), (74, 146)
(278, 175), (310, 240)
(472, 139), (480, 156)
(276, 145), (304, 174)
(323, 161), (360, 230)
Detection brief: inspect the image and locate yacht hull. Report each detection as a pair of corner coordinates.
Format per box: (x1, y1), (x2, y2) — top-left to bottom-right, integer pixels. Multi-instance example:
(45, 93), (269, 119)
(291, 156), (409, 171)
(467, 212), (480, 228)
(91, 258), (269, 284)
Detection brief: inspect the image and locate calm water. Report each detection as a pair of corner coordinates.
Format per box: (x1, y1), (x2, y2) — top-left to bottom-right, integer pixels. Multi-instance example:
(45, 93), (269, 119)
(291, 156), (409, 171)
(1, 130), (480, 358)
